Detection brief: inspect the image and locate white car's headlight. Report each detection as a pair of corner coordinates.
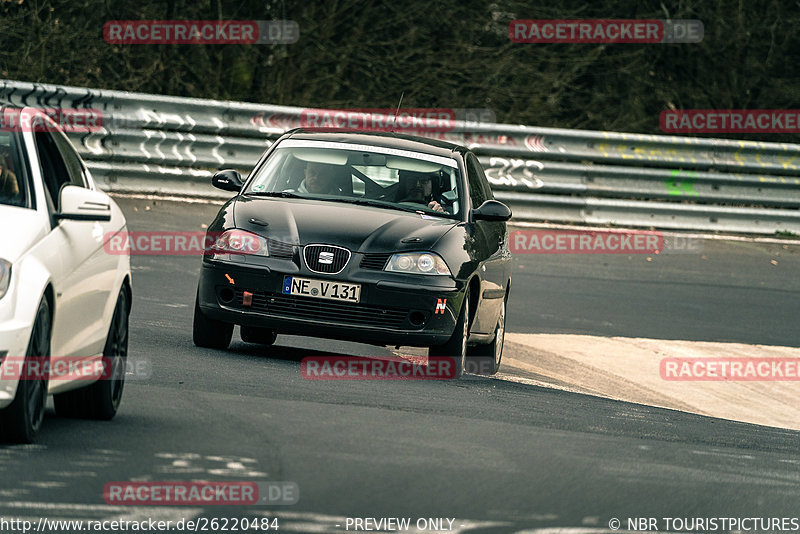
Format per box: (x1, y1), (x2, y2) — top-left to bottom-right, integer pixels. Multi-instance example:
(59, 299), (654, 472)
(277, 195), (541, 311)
(0, 259), (11, 300)
(385, 252), (451, 276)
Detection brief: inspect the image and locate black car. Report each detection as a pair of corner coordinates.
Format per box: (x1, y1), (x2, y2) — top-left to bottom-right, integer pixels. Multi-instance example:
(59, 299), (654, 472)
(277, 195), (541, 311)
(193, 129), (512, 377)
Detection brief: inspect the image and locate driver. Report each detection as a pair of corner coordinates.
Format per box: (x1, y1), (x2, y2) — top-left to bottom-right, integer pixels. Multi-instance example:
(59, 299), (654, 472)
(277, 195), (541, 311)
(0, 153), (19, 199)
(397, 171), (445, 213)
(297, 161), (341, 195)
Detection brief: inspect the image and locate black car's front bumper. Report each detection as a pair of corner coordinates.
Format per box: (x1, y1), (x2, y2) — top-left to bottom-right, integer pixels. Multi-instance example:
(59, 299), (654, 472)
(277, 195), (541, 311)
(197, 254), (465, 347)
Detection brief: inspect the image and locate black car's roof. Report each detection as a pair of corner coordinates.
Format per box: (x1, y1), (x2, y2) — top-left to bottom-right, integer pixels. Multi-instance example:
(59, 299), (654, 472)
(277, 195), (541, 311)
(283, 129), (468, 158)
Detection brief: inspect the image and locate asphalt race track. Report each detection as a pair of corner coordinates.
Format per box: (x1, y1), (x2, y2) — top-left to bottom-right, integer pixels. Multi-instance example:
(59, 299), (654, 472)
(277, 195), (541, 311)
(1, 195), (799, 533)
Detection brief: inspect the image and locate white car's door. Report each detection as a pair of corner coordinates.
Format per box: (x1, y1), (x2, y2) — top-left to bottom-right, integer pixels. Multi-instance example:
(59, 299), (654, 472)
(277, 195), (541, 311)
(29, 128), (119, 361)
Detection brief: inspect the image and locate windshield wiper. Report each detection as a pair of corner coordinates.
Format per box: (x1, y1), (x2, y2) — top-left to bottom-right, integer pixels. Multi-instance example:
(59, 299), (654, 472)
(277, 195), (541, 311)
(325, 197), (421, 213)
(245, 191), (305, 199)
(327, 198), (456, 218)
(243, 193), (455, 218)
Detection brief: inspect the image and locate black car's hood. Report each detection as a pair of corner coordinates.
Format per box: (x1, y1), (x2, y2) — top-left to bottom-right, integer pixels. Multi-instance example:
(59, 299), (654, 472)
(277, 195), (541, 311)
(233, 197), (458, 252)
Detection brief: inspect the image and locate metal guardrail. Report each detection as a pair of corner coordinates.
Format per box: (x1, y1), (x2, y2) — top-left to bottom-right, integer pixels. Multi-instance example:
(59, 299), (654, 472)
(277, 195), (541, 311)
(2, 79), (800, 234)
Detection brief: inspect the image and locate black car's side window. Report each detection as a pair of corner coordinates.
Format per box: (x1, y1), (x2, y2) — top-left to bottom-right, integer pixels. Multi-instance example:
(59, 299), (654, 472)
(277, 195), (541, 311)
(466, 153), (488, 209)
(476, 157), (494, 201)
(34, 130), (79, 211)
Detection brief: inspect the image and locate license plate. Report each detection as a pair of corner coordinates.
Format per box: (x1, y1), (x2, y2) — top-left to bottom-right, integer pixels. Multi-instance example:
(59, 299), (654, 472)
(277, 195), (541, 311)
(282, 276), (361, 303)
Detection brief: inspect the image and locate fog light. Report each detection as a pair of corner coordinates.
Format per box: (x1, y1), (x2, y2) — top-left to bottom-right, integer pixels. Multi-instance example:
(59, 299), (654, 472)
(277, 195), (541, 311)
(220, 288), (234, 303)
(409, 311), (426, 326)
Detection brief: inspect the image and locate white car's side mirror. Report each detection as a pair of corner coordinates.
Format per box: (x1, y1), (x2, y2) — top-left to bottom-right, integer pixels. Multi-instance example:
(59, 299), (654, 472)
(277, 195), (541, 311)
(55, 185), (111, 222)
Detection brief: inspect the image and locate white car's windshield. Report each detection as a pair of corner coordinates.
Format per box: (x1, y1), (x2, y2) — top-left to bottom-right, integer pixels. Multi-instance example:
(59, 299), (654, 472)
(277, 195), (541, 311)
(245, 140), (462, 218)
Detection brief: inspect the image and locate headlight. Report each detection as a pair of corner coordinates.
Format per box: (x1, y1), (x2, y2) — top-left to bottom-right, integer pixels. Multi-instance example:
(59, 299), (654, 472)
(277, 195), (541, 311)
(385, 252), (451, 276)
(0, 259), (10, 300)
(205, 229), (269, 257)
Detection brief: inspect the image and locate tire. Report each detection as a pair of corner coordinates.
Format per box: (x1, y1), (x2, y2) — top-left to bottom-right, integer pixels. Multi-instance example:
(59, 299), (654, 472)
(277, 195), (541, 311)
(240, 326), (277, 345)
(192, 293), (233, 349)
(429, 289), (469, 379)
(0, 297), (50, 443)
(466, 298), (505, 375)
(54, 288), (129, 420)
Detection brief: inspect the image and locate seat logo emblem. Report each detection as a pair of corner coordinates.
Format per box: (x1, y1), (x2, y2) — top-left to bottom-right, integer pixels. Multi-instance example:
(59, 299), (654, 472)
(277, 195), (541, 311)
(319, 251), (334, 264)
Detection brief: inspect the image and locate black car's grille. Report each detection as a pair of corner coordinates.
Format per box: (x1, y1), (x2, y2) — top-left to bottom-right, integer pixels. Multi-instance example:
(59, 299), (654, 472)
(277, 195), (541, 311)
(303, 244), (350, 274)
(232, 289), (409, 328)
(360, 253), (392, 270)
(268, 239), (294, 259)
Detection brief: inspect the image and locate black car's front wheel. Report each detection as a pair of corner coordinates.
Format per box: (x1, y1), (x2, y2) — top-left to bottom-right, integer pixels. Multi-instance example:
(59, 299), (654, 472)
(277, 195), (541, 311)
(467, 298), (505, 375)
(429, 289), (469, 379)
(193, 293), (233, 349)
(0, 297), (50, 443)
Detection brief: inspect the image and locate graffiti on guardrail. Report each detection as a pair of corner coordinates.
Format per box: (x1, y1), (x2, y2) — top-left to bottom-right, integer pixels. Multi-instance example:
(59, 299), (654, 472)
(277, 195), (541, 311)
(595, 141), (689, 162)
(4, 79), (800, 233)
(525, 135), (548, 152)
(0, 82), (101, 112)
(595, 137), (800, 171)
(665, 169), (698, 196)
(483, 157), (544, 189)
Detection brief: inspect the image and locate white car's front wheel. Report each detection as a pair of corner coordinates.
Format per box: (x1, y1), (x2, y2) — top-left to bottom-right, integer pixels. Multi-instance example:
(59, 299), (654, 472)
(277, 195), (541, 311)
(0, 297), (50, 443)
(54, 288), (129, 420)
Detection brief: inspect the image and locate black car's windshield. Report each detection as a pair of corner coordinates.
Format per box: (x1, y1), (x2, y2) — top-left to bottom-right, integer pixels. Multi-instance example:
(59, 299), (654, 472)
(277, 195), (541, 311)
(0, 131), (27, 209)
(245, 140), (462, 218)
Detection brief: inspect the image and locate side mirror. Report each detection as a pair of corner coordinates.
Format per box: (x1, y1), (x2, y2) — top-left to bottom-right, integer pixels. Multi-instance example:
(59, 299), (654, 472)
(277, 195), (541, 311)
(212, 169), (244, 192)
(55, 185), (111, 222)
(472, 200), (512, 222)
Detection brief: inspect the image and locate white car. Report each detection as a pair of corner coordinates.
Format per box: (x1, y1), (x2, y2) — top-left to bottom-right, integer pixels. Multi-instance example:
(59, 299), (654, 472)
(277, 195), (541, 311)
(0, 106), (131, 443)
